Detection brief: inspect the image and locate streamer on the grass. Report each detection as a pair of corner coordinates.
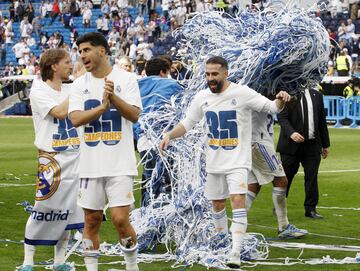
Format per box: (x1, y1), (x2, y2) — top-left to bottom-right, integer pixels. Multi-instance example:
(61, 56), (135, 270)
(130, 2), (331, 269)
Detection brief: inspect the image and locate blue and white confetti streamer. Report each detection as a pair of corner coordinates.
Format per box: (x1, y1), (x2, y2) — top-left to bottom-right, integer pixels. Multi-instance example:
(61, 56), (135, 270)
(131, 2), (331, 269)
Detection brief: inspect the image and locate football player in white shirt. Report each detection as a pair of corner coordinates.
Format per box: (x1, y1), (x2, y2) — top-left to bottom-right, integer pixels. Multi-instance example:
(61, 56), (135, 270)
(246, 111), (308, 238)
(22, 49), (83, 271)
(68, 32), (142, 271)
(160, 56), (291, 268)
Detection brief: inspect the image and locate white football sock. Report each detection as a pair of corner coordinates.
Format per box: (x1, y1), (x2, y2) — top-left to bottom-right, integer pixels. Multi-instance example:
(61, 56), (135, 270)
(54, 230), (71, 265)
(23, 243), (36, 266)
(212, 208), (228, 234)
(231, 208), (247, 253)
(272, 187), (289, 231)
(245, 190), (257, 211)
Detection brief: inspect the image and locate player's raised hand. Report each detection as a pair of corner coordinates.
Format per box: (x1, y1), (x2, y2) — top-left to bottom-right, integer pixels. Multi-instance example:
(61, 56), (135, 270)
(276, 91), (291, 102)
(159, 133), (171, 156)
(103, 77), (114, 98)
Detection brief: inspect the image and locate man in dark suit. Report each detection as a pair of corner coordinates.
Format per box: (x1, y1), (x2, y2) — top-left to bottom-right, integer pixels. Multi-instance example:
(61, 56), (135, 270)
(277, 87), (330, 219)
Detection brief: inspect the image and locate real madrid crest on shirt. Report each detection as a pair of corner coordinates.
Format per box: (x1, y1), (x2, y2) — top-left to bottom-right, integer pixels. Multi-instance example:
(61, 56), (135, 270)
(36, 152), (61, 201)
(116, 85), (122, 93)
(231, 98), (237, 106)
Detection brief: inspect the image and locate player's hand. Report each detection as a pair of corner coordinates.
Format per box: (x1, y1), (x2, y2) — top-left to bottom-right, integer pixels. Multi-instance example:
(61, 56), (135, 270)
(276, 91), (291, 102)
(290, 132), (304, 143)
(103, 77), (114, 99)
(321, 147), (329, 159)
(159, 133), (171, 156)
(101, 93), (111, 111)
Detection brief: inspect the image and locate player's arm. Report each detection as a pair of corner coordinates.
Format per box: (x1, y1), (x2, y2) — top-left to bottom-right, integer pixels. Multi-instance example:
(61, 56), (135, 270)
(277, 104), (298, 139)
(105, 78), (141, 123)
(274, 91), (291, 110)
(70, 96), (110, 127)
(110, 95), (141, 123)
(160, 94), (202, 155)
(160, 123), (187, 155)
(48, 97), (69, 120)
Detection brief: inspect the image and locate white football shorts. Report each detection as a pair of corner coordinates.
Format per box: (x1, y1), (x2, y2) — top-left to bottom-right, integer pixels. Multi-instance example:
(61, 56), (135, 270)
(205, 169), (248, 200)
(78, 175), (135, 210)
(248, 142), (285, 185)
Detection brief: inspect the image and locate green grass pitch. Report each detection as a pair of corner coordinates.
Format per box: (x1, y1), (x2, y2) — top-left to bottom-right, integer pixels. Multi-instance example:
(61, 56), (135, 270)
(0, 117), (360, 271)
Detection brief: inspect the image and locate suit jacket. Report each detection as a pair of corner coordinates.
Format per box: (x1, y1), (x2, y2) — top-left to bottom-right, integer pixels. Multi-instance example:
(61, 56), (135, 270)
(276, 88), (330, 155)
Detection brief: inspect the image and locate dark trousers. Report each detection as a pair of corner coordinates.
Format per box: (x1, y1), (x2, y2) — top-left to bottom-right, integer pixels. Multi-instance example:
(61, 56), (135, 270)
(140, 149), (172, 207)
(280, 140), (321, 212)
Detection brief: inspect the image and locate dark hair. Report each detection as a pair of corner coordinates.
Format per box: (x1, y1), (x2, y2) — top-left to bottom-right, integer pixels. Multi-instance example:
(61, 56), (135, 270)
(206, 56), (228, 70)
(40, 48), (67, 81)
(145, 57), (171, 76)
(158, 55), (173, 66)
(76, 32), (111, 55)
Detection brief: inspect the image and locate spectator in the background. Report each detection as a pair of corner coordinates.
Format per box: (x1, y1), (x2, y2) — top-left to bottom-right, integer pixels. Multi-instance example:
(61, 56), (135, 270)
(12, 38), (26, 63)
(32, 15), (42, 37)
(69, 0), (78, 16)
(70, 46), (79, 64)
(108, 26), (120, 43)
(138, 0), (148, 16)
(101, 13), (110, 35)
(1, 44), (6, 67)
(62, 7), (72, 29)
(177, 2), (187, 26)
(350, 0), (358, 20)
(162, 0), (170, 20)
(135, 51), (146, 74)
(186, 0), (195, 13)
(96, 15), (103, 32)
(70, 27), (79, 46)
(351, 34), (360, 69)
(117, 55), (133, 72)
(121, 38), (131, 56)
(345, 18), (355, 43)
(8, 1), (15, 21)
(15, 0), (26, 22)
(343, 47), (353, 72)
(101, 0), (110, 15)
(327, 27), (337, 44)
(5, 19), (14, 44)
(337, 21), (347, 42)
(27, 35), (36, 47)
(20, 16), (33, 38)
(40, 1), (47, 17)
(127, 22), (137, 39)
(336, 50), (351, 76)
(118, 0), (128, 11)
(82, 5), (92, 28)
(50, 0), (61, 24)
(46, 0), (53, 17)
(26, 1), (35, 23)
(110, 0), (119, 18)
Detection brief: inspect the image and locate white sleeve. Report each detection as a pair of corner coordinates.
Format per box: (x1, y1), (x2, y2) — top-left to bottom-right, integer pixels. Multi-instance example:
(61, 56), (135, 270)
(122, 73), (143, 109)
(68, 79), (84, 114)
(243, 86), (279, 114)
(29, 83), (58, 120)
(180, 94), (203, 131)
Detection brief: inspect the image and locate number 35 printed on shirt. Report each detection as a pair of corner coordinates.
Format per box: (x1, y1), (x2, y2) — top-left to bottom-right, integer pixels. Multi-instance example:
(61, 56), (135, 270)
(52, 117), (80, 151)
(205, 110), (239, 150)
(83, 99), (122, 147)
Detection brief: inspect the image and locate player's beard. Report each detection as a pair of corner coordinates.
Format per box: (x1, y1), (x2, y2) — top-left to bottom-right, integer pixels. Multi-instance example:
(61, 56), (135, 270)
(207, 79), (224, 93)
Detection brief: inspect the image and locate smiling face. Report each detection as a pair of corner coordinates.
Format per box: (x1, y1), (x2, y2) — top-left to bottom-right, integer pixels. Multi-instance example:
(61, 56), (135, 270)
(78, 42), (105, 72)
(205, 63), (228, 93)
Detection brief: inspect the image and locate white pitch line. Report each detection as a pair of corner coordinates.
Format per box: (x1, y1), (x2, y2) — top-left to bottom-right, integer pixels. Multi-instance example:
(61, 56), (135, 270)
(298, 169), (360, 174)
(318, 206), (360, 211)
(0, 183), (35, 187)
